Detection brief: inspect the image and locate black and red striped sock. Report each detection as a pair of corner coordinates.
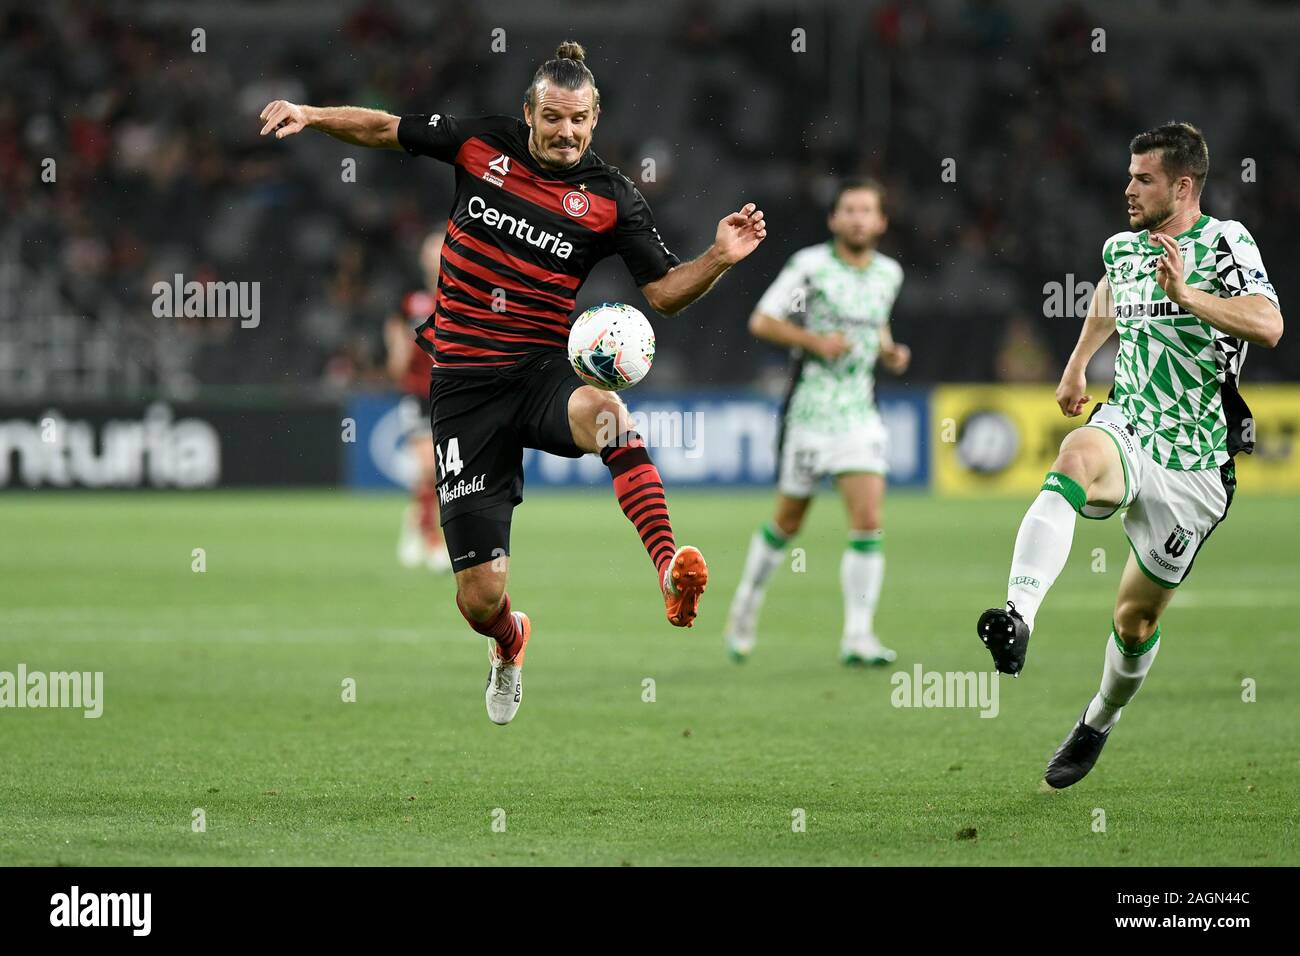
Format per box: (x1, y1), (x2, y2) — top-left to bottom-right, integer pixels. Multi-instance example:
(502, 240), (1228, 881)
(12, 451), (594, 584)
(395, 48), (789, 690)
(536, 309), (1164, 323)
(601, 431), (676, 586)
(456, 591), (522, 659)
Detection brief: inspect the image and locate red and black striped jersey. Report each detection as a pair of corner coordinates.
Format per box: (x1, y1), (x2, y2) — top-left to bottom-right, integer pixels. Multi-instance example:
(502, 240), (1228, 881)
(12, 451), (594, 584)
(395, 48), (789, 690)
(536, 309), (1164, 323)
(397, 112), (679, 370)
(396, 289), (436, 396)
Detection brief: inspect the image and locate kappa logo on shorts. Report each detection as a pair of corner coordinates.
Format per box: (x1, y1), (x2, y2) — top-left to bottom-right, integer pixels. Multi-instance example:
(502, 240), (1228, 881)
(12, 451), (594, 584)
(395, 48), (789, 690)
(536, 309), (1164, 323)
(1164, 524), (1193, 558)
(1106, 420), (1137, 453)
(1149, 548), (1180, 572)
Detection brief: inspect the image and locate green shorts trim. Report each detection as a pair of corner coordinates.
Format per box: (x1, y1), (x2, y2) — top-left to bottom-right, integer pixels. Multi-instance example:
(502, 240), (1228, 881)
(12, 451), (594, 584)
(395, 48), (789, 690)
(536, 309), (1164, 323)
(1079, 423), (1131, 520)
(1126, 537), (1179, 589)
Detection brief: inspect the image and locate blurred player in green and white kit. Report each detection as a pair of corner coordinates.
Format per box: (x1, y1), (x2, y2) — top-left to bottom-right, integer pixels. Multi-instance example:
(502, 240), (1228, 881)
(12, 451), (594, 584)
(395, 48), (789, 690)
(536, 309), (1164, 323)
(977, 123), (1284, 789)
(724, 179), (910, 666)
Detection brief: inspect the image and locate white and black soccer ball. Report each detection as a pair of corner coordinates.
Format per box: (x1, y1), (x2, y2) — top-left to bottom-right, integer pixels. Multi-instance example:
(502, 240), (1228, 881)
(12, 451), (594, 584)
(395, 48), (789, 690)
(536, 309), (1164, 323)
(567, 302), (656, 391)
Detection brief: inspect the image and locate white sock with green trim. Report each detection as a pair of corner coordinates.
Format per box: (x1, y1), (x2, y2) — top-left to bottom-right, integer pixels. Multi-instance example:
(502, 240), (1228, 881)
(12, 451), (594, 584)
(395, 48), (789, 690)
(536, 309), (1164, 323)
(841, 530), (885, 643)
(1083, 628), (1161, 732)
(1006, 474), (1083, 633)
(730, 523), (788, 622)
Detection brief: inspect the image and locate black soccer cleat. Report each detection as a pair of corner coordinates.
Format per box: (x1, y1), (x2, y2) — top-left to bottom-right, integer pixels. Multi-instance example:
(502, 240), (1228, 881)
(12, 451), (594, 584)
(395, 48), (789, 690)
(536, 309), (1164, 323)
(976, 602), (1030, 676)
(1042, 708), (1111, 790)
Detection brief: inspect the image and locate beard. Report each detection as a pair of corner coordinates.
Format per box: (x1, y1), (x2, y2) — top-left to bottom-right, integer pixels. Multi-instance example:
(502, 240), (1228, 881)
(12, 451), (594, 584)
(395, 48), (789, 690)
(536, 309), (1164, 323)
(528, 130), (581, 170)
(1131, 191), (1175, 231)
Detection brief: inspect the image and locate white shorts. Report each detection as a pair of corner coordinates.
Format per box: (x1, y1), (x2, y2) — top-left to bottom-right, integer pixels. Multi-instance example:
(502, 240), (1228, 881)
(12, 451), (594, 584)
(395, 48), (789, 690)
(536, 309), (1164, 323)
(1081, 403), (1235, 588)
(777, 419), (888, 498)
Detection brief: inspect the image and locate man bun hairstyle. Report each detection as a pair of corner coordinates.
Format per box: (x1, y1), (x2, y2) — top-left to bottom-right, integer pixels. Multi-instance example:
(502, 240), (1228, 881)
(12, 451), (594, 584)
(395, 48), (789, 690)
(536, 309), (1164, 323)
(525, 40), (601, 110)
(555, 40), (586, 61)
(1130, 122), (1209, 196)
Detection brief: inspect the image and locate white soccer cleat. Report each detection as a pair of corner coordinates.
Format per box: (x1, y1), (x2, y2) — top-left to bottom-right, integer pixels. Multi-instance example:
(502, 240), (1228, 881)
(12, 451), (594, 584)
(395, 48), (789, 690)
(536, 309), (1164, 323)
(397, 506), (425, 568)
(724, 602), (758, 662)
(485, 612), (530, 725)
(840, 634), (897, 667)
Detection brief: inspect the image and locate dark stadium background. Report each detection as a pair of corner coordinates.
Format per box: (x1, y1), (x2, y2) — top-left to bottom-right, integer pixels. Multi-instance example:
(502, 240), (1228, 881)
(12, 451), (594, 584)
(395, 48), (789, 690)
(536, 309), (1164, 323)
(3, 0), (1297, 405)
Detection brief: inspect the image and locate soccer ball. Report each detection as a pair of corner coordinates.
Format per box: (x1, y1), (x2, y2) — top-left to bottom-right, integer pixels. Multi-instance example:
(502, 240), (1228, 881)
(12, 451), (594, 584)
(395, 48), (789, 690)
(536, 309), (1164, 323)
(567, 302), (656, 391)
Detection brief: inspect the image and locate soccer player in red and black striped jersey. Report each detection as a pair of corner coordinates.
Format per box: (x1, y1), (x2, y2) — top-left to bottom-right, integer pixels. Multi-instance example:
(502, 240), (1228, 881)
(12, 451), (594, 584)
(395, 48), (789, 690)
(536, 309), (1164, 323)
(383, 228), (452, 574)
(260, 40), (767, 725)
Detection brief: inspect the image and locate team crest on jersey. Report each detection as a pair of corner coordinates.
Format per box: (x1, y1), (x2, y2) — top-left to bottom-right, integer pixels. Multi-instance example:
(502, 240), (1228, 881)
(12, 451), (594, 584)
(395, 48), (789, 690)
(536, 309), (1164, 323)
(483, 154), (511, 187)
(562, 190), (590, 218)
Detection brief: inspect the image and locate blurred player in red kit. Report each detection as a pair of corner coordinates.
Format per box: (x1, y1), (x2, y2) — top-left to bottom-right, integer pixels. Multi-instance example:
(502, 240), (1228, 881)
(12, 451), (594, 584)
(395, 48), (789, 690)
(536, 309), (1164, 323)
(384, 228), (453, 573)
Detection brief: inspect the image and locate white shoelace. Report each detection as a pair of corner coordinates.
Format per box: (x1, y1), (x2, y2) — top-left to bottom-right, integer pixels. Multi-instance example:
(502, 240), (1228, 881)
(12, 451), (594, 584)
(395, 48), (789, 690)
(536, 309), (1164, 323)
(492, 658), (515, 694)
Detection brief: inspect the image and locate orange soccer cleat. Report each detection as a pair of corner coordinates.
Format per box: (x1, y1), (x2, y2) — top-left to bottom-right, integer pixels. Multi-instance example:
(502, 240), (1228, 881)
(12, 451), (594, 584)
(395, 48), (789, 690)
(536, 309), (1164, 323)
(663, 546), (709, 628)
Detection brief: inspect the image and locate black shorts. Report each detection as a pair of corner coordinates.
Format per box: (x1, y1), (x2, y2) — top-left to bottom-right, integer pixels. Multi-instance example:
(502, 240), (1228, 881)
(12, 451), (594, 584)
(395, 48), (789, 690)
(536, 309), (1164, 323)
(430, 351), (586, 569)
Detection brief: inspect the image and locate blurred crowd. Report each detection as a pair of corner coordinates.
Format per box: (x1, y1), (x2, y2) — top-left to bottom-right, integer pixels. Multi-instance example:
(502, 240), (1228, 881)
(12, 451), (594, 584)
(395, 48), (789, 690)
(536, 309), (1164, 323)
(2, 0), (1297, 400)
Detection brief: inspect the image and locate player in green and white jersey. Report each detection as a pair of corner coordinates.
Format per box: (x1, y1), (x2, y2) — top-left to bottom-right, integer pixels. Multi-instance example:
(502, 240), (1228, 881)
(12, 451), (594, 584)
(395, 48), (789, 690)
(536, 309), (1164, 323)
(724, 179), (911, 666)
(977, 123), (1284, 789)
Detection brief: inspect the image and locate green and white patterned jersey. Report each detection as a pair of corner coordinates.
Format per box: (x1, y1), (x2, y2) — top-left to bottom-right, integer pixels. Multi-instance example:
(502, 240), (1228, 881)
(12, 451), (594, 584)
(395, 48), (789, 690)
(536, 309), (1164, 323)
(1102, 214), (1277, 471)
(757, 242), (904, 432)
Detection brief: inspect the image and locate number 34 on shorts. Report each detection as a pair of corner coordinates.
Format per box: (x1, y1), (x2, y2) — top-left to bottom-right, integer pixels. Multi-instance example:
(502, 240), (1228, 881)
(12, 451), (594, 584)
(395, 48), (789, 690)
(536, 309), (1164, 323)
(436, 437), (464, 479)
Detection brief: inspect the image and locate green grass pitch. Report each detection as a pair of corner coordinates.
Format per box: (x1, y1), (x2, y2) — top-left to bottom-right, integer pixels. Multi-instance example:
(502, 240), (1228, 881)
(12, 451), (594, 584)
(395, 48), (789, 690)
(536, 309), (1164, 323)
(1, 488), (1295, 866)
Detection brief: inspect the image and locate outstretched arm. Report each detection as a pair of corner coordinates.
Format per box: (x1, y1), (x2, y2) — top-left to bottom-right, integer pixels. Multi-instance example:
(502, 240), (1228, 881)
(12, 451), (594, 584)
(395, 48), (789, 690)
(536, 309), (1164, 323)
(1057, 275), (1115, 417)
(259, 101), (401, 150)
(641, 202), (766, 316)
